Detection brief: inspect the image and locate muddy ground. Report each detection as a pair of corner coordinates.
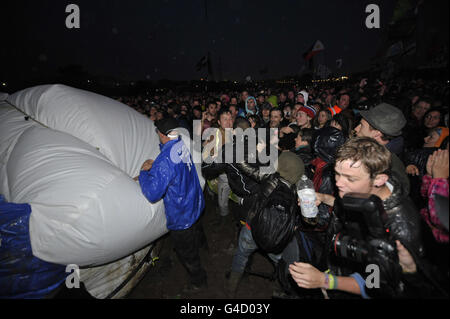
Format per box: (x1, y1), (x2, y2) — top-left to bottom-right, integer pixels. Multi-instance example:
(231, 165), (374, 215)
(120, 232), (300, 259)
(127, 188), (280, 299)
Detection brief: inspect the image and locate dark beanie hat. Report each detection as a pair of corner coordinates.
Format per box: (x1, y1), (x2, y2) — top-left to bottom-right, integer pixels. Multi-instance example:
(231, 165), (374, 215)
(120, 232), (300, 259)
(155, 118), (179, 136)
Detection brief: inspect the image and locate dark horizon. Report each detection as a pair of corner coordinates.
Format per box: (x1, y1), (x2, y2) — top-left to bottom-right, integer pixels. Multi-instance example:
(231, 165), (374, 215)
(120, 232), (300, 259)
(1, 0), (448, 92)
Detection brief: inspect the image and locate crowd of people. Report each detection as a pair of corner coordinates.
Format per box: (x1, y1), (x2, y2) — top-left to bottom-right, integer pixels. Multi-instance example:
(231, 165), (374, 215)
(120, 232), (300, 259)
(128, 72), (449, 299)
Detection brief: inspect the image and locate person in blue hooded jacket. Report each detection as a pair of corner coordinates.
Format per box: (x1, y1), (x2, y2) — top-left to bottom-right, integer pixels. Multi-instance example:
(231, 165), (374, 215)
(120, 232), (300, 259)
(138, 117), (207, 292)
(239, 96), (259, 118)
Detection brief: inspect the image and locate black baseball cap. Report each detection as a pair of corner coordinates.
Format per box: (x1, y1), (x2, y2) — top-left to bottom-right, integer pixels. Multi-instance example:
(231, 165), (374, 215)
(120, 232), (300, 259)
(154, 118), (179, 136)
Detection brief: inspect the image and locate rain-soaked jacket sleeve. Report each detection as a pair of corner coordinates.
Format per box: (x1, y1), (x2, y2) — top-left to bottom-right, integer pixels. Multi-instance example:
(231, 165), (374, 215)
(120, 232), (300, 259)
(139, 157), (173, 203)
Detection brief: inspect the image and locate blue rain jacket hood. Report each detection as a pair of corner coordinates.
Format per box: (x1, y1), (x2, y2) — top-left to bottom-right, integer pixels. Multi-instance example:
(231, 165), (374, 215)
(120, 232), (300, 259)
(139, 137), (204, 231)
(245, 96), (259, 115)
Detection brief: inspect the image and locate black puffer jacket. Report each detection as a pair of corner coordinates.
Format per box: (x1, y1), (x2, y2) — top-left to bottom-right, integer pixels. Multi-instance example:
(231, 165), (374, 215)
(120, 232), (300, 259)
(312, 126), (347, 229)
(313, 126), (347, 165)
(244, 174), (294, 220)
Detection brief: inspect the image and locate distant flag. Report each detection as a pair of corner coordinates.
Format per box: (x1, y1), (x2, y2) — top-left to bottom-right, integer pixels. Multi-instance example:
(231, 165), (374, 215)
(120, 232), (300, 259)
(336, 58), (343, 69)
(303, 40), (325, 61)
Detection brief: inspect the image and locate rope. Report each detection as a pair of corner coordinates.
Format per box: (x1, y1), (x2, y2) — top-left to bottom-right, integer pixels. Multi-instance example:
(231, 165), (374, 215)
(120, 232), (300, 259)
(4, 100), (50, 129)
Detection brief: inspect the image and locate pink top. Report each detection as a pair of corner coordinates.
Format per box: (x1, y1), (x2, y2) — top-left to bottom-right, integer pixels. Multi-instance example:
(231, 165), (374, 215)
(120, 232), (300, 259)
(420, 175), (449, 243)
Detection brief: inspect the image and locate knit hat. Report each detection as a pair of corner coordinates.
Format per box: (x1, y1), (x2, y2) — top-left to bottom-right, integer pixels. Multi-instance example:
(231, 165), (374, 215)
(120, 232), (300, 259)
(359, 103), (406, 137)
(434, 126), (449, 148)
(276, 151), (305, 185)
(299, 105), (316, 119)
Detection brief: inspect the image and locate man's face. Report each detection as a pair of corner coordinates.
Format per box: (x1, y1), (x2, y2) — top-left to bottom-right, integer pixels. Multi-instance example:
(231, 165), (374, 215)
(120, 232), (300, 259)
(338, 95), (350, 109)
(424, 111), (441, 129)
(279, 93), (287, 102)
(231, 97), (238, 105)
(229, 105), (238, 117)
(296, 111), (309, 127)
(335, 159), (374, 198)
(241, 91), (249, 102)
(247, 98), (256, 110)
(288, 91), (295, 100)
(193, 109), (202, 119)
(208, 103), (217, 116)
(270, 110), (283, 128)
(413, 101), (431, 120)
(355, 119), (376, 139)
(257, 95), (265, 104)
(296, 94), (305, 104)
(218, 113), (233, 130)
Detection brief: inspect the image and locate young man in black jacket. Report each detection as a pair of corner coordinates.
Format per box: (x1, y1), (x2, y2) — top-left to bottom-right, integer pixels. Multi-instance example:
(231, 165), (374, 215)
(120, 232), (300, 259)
(289, 137), (444, 298)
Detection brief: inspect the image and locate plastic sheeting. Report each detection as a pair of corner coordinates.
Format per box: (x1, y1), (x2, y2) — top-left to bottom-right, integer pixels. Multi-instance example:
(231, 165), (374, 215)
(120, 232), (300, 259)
(0, 195), (66, 299)
(1, 100), (168, 266)
(80, 244), (154, 299)
(0, 86), (169, 270)
(1, 83), (205, 297)
(6, 84), (205, 193)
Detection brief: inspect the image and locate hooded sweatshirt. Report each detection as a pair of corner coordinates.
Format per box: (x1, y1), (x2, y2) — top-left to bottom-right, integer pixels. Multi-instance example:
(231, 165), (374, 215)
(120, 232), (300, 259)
(245, 96), (259, 115)
(299, 90), (309, 105)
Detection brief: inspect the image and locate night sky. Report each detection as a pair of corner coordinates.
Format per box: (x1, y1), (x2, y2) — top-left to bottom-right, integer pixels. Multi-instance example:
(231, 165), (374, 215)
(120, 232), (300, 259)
(2, 0), (398, 85)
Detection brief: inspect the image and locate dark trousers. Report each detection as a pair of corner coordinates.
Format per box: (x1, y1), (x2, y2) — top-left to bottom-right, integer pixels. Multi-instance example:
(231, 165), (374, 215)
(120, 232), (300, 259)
(170, 220), (207, 286)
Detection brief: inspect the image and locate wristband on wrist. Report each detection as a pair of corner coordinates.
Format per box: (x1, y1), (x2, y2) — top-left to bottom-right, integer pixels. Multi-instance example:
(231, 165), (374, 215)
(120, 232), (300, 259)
(329, 274), (335, 290)
(324, 270), (337, 290)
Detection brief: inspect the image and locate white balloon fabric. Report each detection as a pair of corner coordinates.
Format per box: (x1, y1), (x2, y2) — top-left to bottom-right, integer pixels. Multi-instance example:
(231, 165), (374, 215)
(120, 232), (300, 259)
(7, 84), (159, 177)
(1, 85), (203, 268)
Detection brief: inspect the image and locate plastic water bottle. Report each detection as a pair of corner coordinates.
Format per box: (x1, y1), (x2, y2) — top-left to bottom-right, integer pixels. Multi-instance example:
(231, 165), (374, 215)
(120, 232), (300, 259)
(297, 175), (318, 225)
